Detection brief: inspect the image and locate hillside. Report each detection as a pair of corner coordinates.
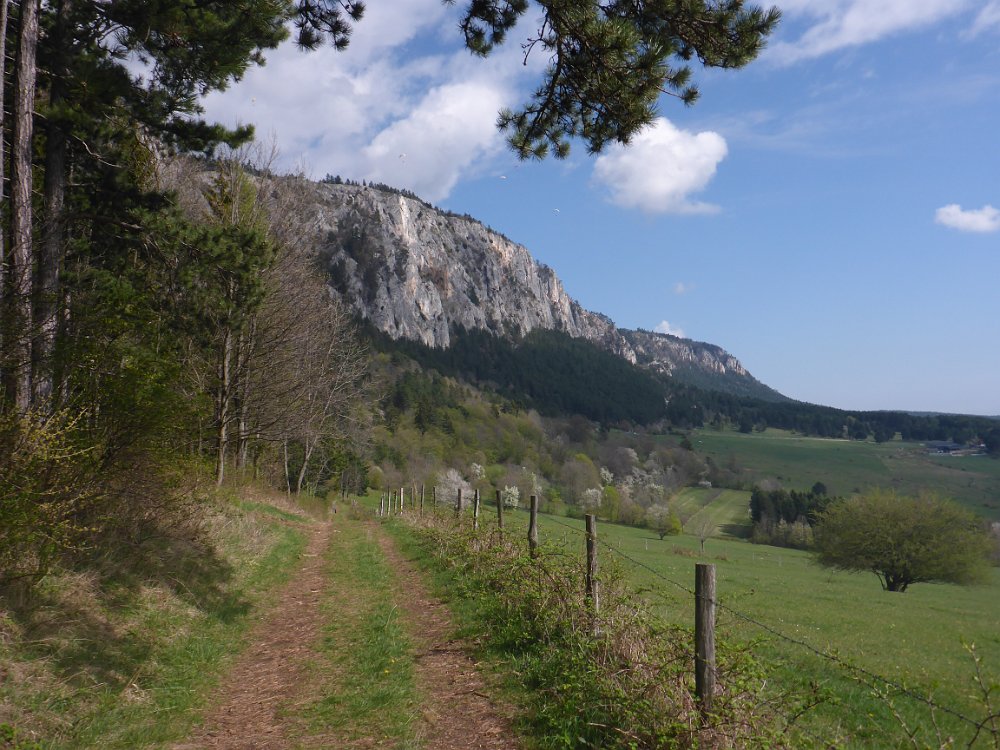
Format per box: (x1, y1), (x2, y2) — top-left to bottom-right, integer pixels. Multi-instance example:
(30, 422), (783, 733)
(289, 178), (779, 401)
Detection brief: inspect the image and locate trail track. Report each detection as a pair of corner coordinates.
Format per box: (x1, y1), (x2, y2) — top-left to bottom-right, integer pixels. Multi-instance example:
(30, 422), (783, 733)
(173, 514), (517, 749)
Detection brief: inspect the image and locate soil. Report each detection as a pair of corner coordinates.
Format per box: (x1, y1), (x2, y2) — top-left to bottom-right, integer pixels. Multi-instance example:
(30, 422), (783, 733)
(173, 515), (518, 749)
(373, 527), (518, 750)
(172, 520), (332, 750)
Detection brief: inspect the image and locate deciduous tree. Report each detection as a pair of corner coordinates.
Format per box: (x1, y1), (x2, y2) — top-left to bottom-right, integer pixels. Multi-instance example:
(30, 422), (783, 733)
(814, 490), (992, 592)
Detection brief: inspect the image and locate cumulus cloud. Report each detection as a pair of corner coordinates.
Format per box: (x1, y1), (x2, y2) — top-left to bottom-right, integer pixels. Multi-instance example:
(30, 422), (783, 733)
(654, 320), (686, 338)
(362, 82), (507, 201)
(591, 118), (727, 215)
(770, 0), (970, 63)
(934, 204), (1000, 233)
(200, 4), (536, 202)
(673, 281), (693, 295)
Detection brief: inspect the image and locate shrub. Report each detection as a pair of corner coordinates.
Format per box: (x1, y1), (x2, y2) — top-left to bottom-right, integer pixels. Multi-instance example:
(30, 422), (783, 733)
(0, 410), (97, 598)
(398, 512), (786, 748)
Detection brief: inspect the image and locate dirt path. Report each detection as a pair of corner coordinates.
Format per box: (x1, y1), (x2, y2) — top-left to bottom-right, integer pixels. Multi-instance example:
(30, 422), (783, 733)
(172, 520), (332, 750)
(373, 526), (518, 750)
(172, 513), (518, 750)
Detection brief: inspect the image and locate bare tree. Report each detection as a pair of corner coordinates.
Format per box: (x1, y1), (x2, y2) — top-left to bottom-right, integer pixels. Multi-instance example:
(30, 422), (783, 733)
(688, 513), (717, 554)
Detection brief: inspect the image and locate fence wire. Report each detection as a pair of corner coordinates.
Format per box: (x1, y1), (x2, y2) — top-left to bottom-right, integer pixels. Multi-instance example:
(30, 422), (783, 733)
(537, 512), (987, 733)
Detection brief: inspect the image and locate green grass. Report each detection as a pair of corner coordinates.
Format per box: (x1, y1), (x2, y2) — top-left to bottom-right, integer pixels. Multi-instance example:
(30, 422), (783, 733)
(673, 487), (752, 537)
(337, 494), (1000, 746)
(0, 493), (309, 749)
(294, 514), (419, 748)
(521, 511), (1000, 748)
(690, 428), (1000, 519)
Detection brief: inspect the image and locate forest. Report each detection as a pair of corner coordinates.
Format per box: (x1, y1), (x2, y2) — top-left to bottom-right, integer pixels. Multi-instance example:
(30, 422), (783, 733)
(368, 323), (1000, 448)
(0, 3), (374, 597)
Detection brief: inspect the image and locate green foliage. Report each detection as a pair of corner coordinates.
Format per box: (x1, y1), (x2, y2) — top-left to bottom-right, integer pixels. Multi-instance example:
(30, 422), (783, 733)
(814, 490), (994, 592)
(0, 410), (98, 593)
(645, 504), (682, 539)
(749, 486), (832, 549)
(371, 326), (668, 426)
(391, 515), (782, 748)
(488, 0), (781, 158)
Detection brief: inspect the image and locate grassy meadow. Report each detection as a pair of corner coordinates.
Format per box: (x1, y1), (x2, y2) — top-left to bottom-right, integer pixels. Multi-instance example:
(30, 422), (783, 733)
(432, 503), (995, 748)
(688, 428), (1000, 519)
(370, 456), (999, 748)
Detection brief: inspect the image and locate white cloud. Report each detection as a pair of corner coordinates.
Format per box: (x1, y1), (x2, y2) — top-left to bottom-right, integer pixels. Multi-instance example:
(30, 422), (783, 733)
(971, 1), (1000, 34)
(673, 281), (693, 295)
(200, 5), (537, 202)
(654, 320), (686, 338)
(362, 82), (508, 201)
(934, 204), (1000, 233)
(770, 0), (971, 63)
(591, 118), (727, 215)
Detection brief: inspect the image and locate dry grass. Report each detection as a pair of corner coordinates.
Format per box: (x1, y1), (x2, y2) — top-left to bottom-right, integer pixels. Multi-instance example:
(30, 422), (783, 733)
(0, 483), (308, 749)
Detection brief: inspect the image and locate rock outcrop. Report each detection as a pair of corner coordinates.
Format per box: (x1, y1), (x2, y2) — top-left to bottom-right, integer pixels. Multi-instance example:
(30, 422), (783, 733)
(289, 179), (781, 399)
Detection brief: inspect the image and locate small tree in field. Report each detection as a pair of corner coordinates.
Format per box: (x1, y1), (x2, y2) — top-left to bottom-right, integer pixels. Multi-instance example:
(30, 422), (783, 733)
(814, 490), (992, 592)
(646, 505), (681, 540)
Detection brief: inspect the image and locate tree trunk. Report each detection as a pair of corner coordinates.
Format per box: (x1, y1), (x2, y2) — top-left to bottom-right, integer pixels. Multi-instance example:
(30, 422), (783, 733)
(0, 0), (10, 319)
(283, 437), (291, 495)
(10, 0), (40, 412)
(234, 318), (256, 471)
(34, 0), (72, 410)
(296, 438), (315, 494)
(215, 326), (233, 486)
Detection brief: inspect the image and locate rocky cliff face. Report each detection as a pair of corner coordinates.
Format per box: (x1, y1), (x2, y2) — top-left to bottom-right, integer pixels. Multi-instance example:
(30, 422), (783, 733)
(623, 329), (748, 378)
(298, 182), (633, 359)
(292, 179), (779, 398)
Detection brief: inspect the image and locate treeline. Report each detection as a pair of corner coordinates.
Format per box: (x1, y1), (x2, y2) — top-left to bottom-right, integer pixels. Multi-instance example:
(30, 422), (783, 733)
(367, 326), (668, 426)
(366, 326), (999, 448)
(0, 4), (370, 596)
(664, 383), (1000, 448)
(749, 485), (834, 549)
(367, 355), (730, 541)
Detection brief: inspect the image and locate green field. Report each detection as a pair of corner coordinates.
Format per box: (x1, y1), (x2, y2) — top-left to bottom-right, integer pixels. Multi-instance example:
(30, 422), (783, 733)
(523, 510), (1000, 748)
(689, 428), (1000, 519)
(671, 487), (752, 537)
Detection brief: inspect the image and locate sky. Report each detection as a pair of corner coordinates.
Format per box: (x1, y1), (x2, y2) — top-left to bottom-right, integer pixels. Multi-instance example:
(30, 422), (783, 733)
(202, 0), (1000, 416)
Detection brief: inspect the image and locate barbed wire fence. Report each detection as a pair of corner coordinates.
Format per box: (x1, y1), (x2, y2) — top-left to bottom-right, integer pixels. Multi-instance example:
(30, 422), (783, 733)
(375, 487), (999, 748)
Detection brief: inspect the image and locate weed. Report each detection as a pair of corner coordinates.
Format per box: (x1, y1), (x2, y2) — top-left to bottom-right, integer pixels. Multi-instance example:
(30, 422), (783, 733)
(388, 512), (788, 749)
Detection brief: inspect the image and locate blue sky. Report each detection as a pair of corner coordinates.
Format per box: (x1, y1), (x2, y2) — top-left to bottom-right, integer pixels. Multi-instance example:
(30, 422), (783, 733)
(202, 0), (1000, 416)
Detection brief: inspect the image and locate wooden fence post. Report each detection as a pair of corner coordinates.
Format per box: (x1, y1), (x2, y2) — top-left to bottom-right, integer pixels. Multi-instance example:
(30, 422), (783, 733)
(432, 485), (437, 509)
(473, 489), (480, 531)
(455, 488), (462, 518)
(528, 495), (539, 558)
(399, 486), (405, 514)
(585, 514), (599, 620)
(495, 489), (504, 535)
(379, 494), (385, 517)
(695, 563), (717, 715)
(419, 484), (425, 515)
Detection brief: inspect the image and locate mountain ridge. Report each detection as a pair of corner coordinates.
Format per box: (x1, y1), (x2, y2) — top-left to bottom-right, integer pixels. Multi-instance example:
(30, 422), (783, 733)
(290, 177), (785, 402)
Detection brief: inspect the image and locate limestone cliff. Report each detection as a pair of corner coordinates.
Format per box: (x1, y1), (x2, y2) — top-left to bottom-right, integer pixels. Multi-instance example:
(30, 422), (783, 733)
(291, 179), (780, 399)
